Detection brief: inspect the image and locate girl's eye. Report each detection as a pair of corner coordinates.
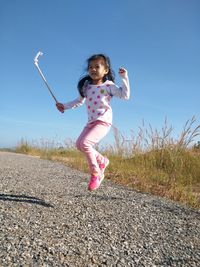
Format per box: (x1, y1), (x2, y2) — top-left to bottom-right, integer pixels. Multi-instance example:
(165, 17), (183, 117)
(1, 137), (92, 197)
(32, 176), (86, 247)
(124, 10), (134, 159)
(89, 65), (100, 70)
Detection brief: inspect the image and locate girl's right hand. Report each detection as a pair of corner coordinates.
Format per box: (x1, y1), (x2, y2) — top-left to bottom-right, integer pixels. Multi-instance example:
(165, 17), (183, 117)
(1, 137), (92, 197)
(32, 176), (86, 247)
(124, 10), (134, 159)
(56, 103), (65, 113)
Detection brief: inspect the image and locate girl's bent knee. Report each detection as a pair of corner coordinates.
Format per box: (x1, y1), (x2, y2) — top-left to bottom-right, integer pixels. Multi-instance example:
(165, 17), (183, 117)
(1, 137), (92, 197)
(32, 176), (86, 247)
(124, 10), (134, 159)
(76, 140), (90, 152)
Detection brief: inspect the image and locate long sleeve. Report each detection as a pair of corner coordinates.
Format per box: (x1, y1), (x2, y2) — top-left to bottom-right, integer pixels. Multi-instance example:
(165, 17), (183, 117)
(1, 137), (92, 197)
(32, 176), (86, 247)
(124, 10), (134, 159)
(63, 96), (85, 110)
(109, 73), (130, 100)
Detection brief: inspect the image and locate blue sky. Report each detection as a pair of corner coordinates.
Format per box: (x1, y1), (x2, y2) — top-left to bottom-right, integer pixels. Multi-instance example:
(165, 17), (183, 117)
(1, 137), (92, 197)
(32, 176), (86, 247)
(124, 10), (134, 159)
(1, 0), (200, 148)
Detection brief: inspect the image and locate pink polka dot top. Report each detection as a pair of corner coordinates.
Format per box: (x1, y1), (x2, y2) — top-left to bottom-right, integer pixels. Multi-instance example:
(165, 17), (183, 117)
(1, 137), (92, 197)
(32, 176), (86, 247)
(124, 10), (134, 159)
(84, 81), (113, 123)
(63, 73), (130, 125)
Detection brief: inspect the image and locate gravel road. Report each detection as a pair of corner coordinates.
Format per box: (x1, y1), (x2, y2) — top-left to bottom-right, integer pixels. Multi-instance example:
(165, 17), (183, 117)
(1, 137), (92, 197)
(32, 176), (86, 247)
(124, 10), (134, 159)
(0, 151), (200, 267)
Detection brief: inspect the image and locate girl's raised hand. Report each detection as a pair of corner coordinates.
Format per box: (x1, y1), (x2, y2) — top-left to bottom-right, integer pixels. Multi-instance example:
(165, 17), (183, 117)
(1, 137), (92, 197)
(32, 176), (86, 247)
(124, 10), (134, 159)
(56, 103), (65, 113)
(118, 67), (128, 78)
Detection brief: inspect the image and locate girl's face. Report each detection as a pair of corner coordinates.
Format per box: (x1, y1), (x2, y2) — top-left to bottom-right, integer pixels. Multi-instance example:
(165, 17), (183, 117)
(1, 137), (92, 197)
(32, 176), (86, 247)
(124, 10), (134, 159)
(88, 58), (108, 85)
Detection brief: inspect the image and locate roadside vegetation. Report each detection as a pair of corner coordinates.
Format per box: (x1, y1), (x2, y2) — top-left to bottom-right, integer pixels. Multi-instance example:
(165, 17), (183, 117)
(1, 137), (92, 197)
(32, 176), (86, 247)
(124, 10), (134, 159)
(14, 117), (200, 209)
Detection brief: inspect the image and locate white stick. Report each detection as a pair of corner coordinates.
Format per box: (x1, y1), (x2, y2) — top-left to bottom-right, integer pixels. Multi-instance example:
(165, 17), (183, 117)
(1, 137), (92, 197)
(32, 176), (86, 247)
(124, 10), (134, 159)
(34, 51), (58, 103)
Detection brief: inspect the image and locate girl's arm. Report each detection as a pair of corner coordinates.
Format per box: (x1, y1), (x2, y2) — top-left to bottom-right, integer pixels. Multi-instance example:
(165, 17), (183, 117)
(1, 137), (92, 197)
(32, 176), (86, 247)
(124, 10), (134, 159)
(63, 96), (85, 109)
(56, 96), (85, 113)
(109, 68), (130, 100)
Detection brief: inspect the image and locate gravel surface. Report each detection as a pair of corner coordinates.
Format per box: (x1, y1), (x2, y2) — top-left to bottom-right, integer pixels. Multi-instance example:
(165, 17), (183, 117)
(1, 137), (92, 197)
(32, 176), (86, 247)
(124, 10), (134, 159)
(0, 151), (200, 267)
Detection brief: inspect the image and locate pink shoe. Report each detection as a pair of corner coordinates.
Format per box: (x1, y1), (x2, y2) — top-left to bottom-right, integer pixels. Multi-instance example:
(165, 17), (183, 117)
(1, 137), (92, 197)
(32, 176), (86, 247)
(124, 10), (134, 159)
(99, 157), (109, 183)
(88, 175), (101, 191)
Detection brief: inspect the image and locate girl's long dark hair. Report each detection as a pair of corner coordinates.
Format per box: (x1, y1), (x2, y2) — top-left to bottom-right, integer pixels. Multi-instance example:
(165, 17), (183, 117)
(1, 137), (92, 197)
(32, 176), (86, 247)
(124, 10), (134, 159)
(77, 54), (115, 98)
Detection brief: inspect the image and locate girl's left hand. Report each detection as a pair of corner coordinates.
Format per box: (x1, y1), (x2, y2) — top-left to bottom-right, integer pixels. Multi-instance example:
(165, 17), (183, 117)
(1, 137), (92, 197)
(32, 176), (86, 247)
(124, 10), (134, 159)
(118, 67), (128, 77)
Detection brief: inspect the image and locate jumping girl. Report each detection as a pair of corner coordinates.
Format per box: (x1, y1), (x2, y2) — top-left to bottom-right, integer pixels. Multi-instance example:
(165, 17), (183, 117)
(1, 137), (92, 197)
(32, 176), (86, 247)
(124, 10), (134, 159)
(56, 54), (130, 191)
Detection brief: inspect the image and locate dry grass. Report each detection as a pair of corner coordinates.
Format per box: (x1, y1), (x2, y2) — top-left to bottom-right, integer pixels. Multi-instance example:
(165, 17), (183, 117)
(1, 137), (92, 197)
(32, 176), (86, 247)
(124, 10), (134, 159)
(15, 117), (200, 209)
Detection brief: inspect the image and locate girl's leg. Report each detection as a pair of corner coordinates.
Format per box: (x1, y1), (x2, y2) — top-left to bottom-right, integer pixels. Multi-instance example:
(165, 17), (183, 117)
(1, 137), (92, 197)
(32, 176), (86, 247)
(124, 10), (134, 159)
(76, 121), (111, 176)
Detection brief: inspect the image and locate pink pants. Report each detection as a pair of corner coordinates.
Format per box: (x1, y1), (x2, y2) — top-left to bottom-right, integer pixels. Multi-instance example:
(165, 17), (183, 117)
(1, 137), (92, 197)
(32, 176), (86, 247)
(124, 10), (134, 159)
(76, 120), (111, 176)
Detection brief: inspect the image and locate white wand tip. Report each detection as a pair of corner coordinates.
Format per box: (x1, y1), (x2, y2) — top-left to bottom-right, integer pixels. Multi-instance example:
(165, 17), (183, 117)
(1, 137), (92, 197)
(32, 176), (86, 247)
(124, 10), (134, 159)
(34, 51), (43, 64)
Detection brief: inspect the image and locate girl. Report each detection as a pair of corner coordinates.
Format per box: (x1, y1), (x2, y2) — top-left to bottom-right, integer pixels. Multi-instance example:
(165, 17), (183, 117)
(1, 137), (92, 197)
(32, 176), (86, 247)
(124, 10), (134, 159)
(56, 54), (130, 191)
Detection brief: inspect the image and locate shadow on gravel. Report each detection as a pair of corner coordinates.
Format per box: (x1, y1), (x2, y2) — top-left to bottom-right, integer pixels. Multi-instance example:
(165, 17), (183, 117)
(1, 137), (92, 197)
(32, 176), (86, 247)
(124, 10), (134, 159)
(0, 194), (54, 208)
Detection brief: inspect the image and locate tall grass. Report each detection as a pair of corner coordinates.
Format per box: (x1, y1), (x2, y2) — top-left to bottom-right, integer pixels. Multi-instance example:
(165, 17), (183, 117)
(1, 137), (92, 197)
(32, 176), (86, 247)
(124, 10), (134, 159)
(105, 117), (200, 208)
(15, 117), (200, 209)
